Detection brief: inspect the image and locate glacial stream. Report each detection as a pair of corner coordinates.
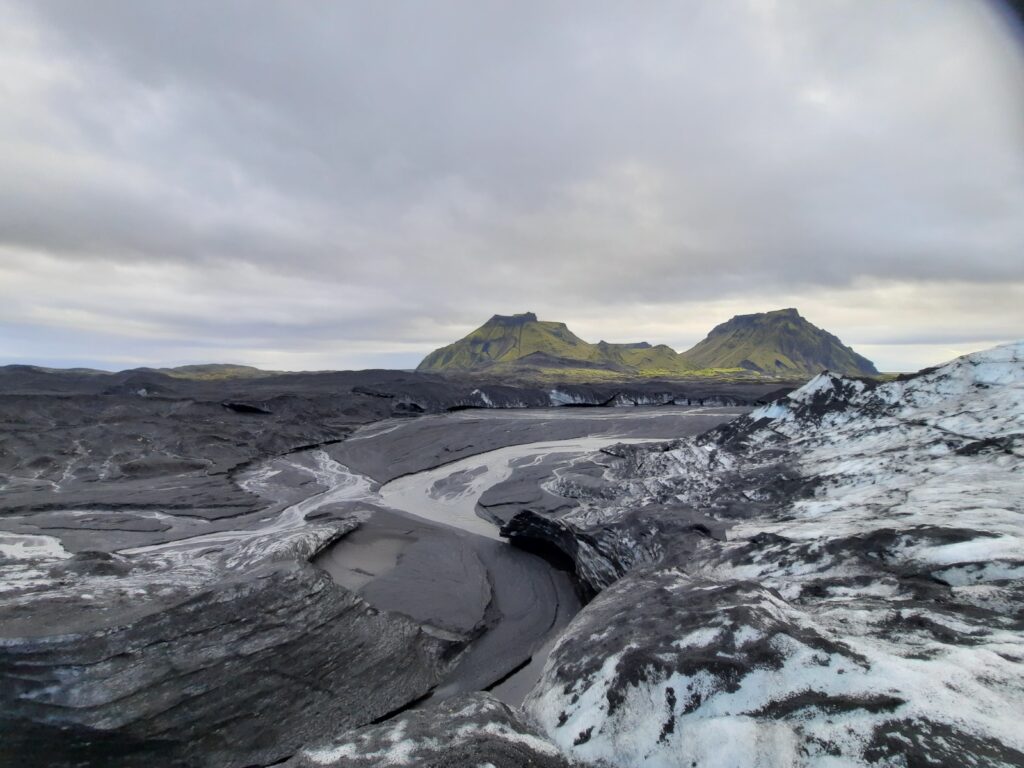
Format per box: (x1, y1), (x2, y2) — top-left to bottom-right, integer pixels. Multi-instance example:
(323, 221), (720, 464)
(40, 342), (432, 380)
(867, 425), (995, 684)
(314, 407), (746, 705)
(123, 407), (745, 708)
(370, 435), (667, 702)
(377, 436), (665, 540)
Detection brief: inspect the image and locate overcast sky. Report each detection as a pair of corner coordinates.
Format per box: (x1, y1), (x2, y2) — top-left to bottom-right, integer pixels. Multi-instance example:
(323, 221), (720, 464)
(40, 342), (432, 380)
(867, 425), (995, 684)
(1, 0), (1022, 373)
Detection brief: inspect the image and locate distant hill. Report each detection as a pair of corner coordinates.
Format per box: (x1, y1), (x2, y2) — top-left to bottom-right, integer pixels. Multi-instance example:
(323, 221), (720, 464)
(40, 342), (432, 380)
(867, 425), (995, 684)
(678, 308), (878, 377)
(418, 309), (878, 379)
(147, 364), (280, 380)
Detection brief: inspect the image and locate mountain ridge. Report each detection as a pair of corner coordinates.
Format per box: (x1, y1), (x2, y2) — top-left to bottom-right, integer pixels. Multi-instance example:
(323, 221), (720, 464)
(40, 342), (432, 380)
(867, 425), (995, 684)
(417, 309), (878, 379)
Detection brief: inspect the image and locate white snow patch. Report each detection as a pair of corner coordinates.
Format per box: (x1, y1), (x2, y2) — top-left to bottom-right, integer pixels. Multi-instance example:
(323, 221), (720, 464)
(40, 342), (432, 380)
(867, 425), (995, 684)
(934, 561), (1024, 586)
(750, 403), (789, 421)
(674, 625), (723, 649)
(911, 536), (1024, 567)
(549, 389), (590, 406)
(0, 533), (71, 561)
(471, 388), (496, 407)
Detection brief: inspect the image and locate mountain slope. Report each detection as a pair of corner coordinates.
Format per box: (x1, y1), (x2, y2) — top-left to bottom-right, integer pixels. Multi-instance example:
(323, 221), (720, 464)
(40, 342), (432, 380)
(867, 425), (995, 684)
(416, 313), (695, 376)
(418, 309), (878, 380)
(679, 307), (878, 377)
(417, 313), (599, 371)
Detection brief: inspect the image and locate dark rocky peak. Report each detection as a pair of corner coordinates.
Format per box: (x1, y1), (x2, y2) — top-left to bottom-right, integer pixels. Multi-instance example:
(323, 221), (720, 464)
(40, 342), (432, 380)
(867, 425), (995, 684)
(486, 312), (538, 326)
(597, 341), (652, 349)
(714, 307), (802, 332)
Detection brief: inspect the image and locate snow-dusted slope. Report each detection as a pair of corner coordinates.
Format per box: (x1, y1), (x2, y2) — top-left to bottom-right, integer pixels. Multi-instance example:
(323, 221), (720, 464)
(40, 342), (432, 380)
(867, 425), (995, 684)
(284, 693), (575, 767)
(524, 342), (1024, 767)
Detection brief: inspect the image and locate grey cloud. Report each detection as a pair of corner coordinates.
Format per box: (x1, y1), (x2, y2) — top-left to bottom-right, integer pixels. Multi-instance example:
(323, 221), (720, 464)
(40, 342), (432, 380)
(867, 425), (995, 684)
(0, 0), (1022, 370)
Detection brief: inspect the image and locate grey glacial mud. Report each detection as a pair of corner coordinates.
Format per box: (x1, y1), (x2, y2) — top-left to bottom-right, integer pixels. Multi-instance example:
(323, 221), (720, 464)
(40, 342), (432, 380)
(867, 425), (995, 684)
(310, 407), (743, 705)
(0, 357), (758, 767)
(326, 405), (750, 484)
(0, 452), (451, 768)
(316, 506), (493, 637)
(0, 372), (484, 765)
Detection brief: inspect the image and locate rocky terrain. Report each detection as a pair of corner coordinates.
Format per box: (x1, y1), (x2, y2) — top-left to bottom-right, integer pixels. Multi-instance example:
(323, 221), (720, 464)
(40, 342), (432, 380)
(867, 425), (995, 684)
(0, 363), (782, 535)
(294, 342), (1022, 766)
(2, 341), (1020, 767)
(0, 362), (775, 766)
(416, 309), (878, 379)
(508, 341), (1022, 766)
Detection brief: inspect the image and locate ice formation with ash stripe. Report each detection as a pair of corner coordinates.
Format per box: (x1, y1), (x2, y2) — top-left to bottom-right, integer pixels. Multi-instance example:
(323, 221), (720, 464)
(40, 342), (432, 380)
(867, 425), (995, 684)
(518, 341), (1024, 767)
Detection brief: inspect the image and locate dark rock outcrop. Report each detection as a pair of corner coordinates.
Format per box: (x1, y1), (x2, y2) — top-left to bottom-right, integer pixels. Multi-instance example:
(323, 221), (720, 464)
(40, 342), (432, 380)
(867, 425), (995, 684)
(1, 559), (448, 768)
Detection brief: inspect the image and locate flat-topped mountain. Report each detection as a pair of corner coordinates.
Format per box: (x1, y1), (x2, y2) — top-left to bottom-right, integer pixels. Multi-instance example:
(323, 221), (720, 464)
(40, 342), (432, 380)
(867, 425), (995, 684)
(417, 309), (877, 379)
(417, 313), (593, 370)
(678, 307), (878, 377)
(416, 313), (692, 377)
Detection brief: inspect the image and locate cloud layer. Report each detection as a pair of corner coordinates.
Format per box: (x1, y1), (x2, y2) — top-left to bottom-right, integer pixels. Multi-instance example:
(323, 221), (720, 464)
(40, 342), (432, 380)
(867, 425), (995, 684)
(2, 0), (1022, 372)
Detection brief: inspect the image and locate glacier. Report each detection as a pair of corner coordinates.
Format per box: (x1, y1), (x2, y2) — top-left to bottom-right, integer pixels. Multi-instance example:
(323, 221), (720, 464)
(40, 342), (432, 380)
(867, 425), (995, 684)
(515, 342), (1024, 767)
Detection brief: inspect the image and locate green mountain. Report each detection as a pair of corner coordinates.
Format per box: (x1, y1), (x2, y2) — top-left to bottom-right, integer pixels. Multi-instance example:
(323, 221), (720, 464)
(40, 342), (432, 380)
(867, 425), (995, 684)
(678, 308), (878, 377)
(418, 309), (878, 380)
(420, 313), (647, 372)
(417, 312), (697, 378)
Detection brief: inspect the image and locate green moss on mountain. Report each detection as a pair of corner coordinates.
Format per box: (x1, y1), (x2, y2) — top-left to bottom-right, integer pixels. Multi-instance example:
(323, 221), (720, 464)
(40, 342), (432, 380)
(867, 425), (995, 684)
(152, 364), (280, 380)
(419, 309), (878, 381)
(420, 313), (655, 372)
(417, 313), (698, 376)
(677, 308), (878, 377)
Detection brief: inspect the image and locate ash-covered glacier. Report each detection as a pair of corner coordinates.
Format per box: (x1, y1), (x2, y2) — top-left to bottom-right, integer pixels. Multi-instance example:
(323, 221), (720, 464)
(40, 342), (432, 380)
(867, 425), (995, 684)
(512, 341), (1024, 767)
(2, 346), (1020, 767)
(284, 693), (575, 768)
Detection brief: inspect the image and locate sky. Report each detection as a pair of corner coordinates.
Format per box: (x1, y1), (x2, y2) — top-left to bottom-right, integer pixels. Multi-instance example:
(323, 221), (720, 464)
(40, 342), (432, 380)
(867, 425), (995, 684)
(1, 0), (1022, 373)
